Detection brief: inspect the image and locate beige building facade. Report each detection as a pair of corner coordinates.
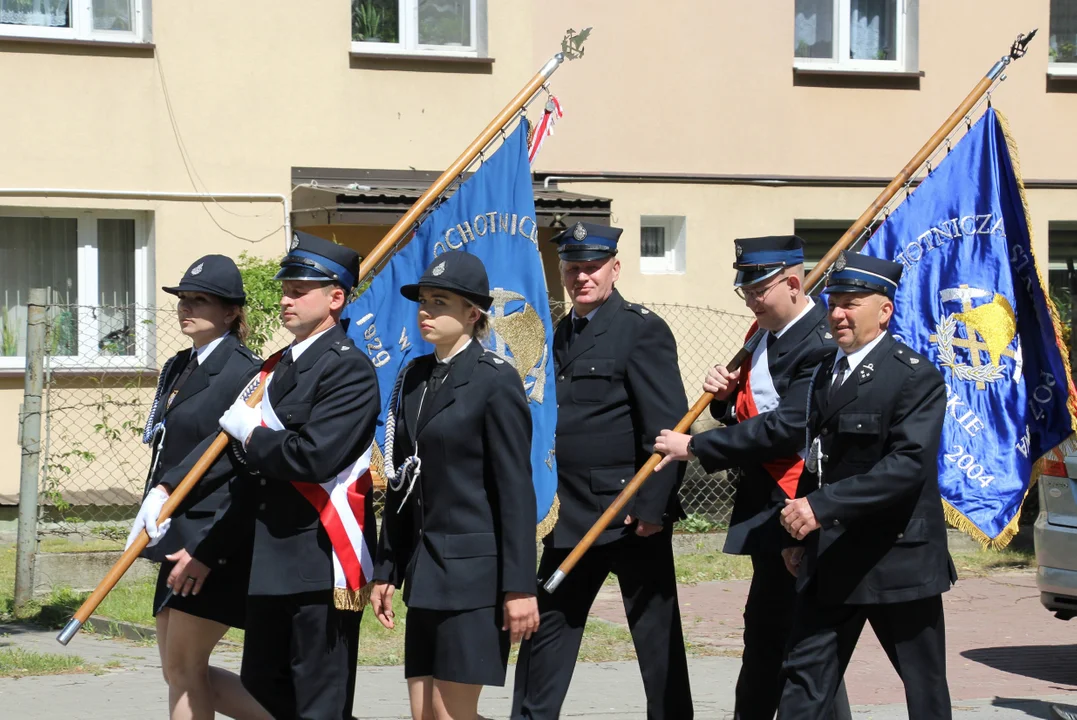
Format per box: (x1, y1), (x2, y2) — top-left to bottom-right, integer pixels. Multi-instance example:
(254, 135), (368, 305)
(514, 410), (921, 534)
(0, 0), (1075, 502)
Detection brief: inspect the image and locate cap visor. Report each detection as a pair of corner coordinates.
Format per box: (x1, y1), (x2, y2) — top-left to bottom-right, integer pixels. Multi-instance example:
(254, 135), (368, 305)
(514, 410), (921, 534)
(162, 281), (245, 304)
(274, 265), (332, 282)
(558, 249), (615, 262)
(734, 266), (783, 288)
(825, 282), (886, 297)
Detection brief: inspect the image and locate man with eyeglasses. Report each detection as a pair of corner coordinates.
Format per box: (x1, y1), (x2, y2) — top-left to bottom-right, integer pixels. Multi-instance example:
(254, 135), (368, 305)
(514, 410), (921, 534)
(655, 235), (850, 720)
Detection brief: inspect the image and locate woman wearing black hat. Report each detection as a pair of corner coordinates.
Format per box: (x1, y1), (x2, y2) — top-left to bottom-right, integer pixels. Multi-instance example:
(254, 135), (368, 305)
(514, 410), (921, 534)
(126, 254), (269, 720)
(371, 251), (539, 720)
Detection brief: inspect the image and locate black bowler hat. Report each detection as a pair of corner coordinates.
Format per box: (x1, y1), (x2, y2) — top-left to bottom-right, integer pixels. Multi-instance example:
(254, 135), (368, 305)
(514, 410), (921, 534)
(826, 251), (903, 299)
(551, 222), (622, 262)
(733, 235), (805, 288)
(400, 251), (493, 311)
(275, 230), (361, 292)
(163, 254), (246, 305)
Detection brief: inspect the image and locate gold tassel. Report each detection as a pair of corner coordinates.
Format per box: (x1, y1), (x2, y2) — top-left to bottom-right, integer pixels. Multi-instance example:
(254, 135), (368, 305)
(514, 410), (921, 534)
(333, 583), (374, 612)
(535, 493), (560, 540)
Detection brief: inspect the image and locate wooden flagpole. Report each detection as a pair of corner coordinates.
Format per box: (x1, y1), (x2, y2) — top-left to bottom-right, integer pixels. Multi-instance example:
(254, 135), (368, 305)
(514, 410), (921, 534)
(57, 50), (569, 645)
(543, 30), (1038, 593)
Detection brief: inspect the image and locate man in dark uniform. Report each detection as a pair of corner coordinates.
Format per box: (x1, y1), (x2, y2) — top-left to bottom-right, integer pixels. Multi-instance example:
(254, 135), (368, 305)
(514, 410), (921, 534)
(778, 251), (956, 720)
(219, 231), (380, 720)
(654, 236), (850, 720)
(511, 222), (693, 719)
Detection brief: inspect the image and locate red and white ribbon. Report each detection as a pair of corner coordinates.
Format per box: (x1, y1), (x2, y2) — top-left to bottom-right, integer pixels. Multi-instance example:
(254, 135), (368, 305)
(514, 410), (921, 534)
(528, 95), (563, 165)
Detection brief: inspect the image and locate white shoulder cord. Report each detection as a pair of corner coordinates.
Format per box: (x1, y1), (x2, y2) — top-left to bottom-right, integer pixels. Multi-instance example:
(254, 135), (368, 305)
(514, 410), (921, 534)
(382, 363), (427, 513)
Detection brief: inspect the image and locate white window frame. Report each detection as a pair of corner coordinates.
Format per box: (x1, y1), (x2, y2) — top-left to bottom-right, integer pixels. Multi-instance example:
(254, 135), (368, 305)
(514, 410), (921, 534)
(794, 0), (909, 73)
(640, 216), (687, 276)
(0, 0), (148, 44)
(0, 207), (153, 373)
(351, 0), (483, 58)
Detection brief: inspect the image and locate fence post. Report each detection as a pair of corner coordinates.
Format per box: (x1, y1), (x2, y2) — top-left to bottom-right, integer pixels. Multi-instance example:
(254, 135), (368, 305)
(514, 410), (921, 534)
(14, 288), (46, 611)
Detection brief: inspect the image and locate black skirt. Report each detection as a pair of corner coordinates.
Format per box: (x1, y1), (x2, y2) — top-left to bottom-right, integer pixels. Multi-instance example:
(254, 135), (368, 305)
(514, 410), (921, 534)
(404, 605), (510, 686)
(152, 554), (250, 629)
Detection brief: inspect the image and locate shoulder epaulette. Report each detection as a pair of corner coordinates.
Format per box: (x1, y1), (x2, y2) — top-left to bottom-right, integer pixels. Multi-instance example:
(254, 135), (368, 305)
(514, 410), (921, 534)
(623, 302), (652, 318)
(480, 349), (509, 368)
(893, 345), (925, 369)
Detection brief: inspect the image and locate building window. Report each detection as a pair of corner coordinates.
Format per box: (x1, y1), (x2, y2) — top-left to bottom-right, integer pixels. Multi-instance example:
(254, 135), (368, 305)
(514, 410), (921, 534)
(0, 0), (148, 43)
(794, 0), (914, 72)
(794, 220), (851, 276)
(640, 216), (686, 275)
(1049, 224), (1077, 360)
(0, 209), (151, 370)
(351, 0), (486, 58)
(1050, 0), (1077, 75)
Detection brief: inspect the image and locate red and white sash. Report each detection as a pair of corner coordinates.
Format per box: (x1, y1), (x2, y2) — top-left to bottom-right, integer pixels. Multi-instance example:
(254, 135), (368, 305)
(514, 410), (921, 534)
(734, 324), (805, 499)
(253, 351), (375, 610)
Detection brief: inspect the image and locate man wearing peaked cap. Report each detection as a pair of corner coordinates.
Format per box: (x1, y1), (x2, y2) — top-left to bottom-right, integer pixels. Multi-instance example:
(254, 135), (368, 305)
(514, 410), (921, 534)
(777, 250), (955, 720)
(217, 229), (379, 719)
(512, 222), (694, 719)
(653, 234), (850, 720)
(275, 229), (362, 291)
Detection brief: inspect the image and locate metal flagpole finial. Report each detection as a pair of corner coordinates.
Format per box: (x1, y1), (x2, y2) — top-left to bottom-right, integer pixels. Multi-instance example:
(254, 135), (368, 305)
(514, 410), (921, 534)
(561, 27), (592, 61)
(1011, 28), (1037, 60)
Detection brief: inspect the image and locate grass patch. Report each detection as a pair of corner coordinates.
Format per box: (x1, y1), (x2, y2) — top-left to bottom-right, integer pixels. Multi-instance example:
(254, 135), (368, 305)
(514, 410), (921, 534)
(675, 552), (754, 585)
(0, 647), (98, 678)
(38, 538), (124, 554)
(951, 546), (1035, 576)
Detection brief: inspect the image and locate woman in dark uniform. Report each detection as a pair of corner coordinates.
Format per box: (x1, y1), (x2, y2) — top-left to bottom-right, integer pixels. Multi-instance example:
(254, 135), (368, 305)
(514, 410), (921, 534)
(125, 254), (269, 720)
(371, 251), (540, 720)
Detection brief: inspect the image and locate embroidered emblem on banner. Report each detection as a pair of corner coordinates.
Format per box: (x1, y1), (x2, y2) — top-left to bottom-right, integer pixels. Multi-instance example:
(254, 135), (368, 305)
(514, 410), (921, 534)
(929, 285), (1020, 390)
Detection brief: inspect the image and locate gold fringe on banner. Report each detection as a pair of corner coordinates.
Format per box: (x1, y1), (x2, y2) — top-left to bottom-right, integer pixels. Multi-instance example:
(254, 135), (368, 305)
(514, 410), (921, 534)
(535, 493), (561, 540)
(334, 583), (373, 612)
(942, 110), (1077, 550)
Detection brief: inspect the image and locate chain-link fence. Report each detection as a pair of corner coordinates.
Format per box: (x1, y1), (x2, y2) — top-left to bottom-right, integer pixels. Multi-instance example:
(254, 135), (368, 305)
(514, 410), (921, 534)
(32, 299), (753, 538)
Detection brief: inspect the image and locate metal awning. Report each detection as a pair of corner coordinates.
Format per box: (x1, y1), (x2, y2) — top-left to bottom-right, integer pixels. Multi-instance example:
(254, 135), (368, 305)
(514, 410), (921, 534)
(291, 167), (611, 229)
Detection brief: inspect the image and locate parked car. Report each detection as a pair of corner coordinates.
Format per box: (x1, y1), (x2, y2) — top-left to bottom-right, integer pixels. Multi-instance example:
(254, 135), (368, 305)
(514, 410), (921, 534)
(1034, 452), (1077, 620)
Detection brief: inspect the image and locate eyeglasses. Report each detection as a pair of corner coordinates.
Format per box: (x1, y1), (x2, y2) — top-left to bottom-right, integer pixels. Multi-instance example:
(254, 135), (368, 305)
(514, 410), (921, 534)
(734, 276), (789, 303)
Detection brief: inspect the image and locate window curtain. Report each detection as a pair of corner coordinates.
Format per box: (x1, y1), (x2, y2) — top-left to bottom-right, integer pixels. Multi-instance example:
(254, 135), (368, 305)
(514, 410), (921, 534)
(850, 0), (896, 60)
(97, 219), (136, 356)
(794, 0), (834, 59)
(0, 217), (78, 357)
(0, 0), (70, 28)
(92, 0), (131, 31)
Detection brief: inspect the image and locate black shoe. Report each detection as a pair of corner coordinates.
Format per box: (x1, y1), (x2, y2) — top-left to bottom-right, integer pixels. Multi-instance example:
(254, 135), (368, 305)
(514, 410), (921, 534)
(1050, 705), (1077, 720)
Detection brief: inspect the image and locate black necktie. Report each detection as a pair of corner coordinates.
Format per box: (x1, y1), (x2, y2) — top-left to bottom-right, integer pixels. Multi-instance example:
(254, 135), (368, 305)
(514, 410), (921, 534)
(428, 362), (451, 395)
(568, 317), (589, 348)
(269, 348), (294, 404)
(829, 356), (850, 401)
(167, 352), (198, 407)
(766, 332), (777, 350)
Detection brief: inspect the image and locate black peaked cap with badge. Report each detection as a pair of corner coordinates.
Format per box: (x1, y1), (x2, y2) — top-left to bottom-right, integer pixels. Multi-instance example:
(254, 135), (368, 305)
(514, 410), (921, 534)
(825, 251), (903, 299)
(551, 221), (623, 262)
(163, 254), (246, 305)
(732, 235), (805, 288)
(400, 251), (494, 311)
(275, 230), (361, 292)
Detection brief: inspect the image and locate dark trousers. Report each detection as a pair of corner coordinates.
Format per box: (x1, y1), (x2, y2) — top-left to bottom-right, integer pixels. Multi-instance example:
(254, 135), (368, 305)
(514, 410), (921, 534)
(736, 553), (851, 720)
(778, 590), (951, 720)
(511, 530), (693, 720)
(241, 592), (362, 720)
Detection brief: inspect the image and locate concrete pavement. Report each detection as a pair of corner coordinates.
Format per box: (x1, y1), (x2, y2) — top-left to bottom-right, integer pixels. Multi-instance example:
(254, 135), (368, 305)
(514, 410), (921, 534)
(0, 570), (1074, 718)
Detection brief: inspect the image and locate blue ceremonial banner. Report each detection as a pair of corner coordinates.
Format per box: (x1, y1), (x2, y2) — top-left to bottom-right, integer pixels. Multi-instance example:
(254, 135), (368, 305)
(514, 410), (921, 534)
(860, 108), (1076, 546)
(340, 122), (558, 526)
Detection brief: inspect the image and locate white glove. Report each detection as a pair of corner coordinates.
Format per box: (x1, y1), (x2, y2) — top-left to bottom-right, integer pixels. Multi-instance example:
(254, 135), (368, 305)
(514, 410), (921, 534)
(219, 397), (262, 447)
(125, 486), (172, 550)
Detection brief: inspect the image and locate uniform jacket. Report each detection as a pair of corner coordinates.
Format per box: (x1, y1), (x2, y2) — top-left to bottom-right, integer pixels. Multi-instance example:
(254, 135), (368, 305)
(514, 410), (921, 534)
(547, 289), (688, 549)
(795, 333), (957, 605)
(374, 341), (537, 611)
(697, 300), (834, 556)
(142, 333), (261, 570)
(243, 324), (380, 596)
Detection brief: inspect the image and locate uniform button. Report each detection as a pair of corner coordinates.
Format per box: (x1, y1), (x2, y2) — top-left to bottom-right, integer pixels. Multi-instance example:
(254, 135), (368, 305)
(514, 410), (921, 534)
(590, 366), (595, 372)
(260, 478), (266, 486)
(821, 428), (829, 436)
(620, 478), (626, 484)
(833, 519), (840, 526)
(856, 423), (862, 429)
(286, 413), (292, 421)
(897, 532), (904, 539)
(259, 503), (266, 511)
(218, 558), (227, 566)
(558, 375), (565, 382)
